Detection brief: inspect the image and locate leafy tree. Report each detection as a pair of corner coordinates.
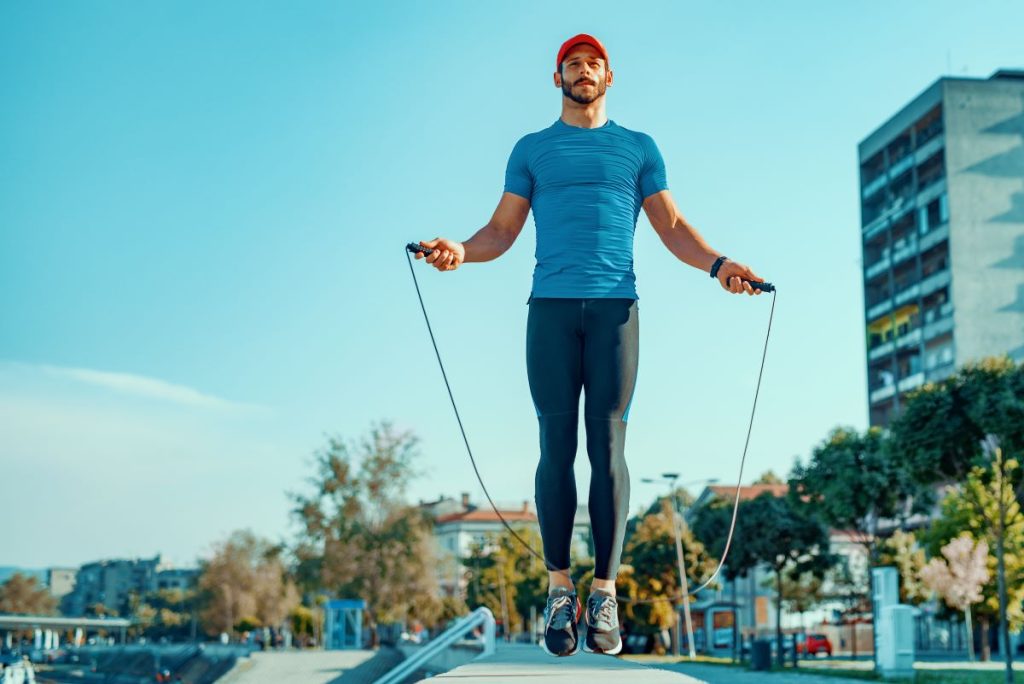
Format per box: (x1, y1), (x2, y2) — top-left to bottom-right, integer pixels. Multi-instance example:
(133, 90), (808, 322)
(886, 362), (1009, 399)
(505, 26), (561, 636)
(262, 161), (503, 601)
(0, 573), (57, 615)
(291, 422), (441, 644)
(464, 526), (546, 636)
(921, 450), (1024, 665)
(920, 533), (989, 662)
(888, 356), (1024, 486)
(876, 530), (929, 605)
(739, 493), (834, 665)
(753, 470), (785, 485)
(775, 570), (825, 628)
(620, 500), (718, 640)
(197, 530), (299, 638)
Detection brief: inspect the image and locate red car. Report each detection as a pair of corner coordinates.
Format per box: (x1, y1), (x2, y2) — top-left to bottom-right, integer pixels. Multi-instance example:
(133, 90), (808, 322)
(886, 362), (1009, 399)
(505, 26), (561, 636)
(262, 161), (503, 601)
(796, 633), (833, 657)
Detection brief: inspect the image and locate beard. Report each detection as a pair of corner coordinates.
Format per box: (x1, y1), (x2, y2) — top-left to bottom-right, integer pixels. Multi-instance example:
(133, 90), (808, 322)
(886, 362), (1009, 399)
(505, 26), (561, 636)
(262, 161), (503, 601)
(561, 77), (606, 105)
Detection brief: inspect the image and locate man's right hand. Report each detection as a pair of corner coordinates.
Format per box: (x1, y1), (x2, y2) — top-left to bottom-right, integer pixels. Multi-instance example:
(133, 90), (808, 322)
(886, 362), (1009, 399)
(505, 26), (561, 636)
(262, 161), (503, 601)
(416, 238), (465, 271)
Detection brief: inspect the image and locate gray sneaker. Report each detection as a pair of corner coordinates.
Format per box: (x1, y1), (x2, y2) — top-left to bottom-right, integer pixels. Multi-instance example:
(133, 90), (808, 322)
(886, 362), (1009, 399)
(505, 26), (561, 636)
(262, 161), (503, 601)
(584, 589), (622, 655)
(540, 587), (582, 657)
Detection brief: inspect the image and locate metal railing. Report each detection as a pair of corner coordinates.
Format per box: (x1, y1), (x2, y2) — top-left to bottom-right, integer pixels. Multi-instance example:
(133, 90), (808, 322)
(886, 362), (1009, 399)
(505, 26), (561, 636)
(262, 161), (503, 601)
(374, 607), (496, 684)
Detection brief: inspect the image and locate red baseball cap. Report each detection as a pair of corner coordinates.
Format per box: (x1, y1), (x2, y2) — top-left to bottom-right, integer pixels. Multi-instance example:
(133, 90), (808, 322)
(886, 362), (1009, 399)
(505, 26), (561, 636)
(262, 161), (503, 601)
(556, 34), (609, 71)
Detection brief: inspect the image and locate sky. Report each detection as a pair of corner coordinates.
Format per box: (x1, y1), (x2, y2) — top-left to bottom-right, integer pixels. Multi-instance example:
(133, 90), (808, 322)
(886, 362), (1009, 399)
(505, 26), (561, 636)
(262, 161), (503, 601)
(2, 1), (1023, 571)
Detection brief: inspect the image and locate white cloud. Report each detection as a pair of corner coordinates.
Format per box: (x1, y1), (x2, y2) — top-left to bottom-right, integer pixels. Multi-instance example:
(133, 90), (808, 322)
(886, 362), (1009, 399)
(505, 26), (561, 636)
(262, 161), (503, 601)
(9, 362), (268, 413)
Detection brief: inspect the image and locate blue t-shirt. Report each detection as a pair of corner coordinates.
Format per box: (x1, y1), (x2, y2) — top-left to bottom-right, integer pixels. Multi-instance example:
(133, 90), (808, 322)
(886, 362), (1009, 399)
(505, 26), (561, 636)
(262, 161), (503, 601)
(504, 118), (668, 299)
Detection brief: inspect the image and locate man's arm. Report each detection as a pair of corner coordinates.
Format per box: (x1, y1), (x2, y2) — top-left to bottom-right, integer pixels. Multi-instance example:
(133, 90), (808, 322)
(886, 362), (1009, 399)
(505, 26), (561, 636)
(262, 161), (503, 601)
(642, 189), (765, 294)
(417, 192), (530, 270)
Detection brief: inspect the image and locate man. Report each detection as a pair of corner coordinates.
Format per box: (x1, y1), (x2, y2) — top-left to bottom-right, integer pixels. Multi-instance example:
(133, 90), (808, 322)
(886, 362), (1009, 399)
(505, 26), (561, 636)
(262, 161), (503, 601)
(414, 34), (765, 657)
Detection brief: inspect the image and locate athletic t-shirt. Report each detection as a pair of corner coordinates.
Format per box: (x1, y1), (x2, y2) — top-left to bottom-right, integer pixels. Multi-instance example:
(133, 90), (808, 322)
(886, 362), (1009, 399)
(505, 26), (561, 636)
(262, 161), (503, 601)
(504, 118), (668, 299)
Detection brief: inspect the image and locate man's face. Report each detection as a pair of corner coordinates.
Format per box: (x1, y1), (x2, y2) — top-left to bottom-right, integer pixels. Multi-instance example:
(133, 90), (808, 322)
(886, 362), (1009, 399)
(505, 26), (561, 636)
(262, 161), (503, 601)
(555, 44), (611, 105)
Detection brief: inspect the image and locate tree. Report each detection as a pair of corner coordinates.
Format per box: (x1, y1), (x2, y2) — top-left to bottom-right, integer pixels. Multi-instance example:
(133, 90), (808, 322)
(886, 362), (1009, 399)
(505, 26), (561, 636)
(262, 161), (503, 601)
(790, 425), (922, 668)
(291, 422), (441, 644)
(197, 530), (299, 638)
(739, 493), (834, 665)
(888, 356), (1024, 486)
(620, 500), (719, 646)
(920, 534), (989, 662)
(753, 470), (784, 485)
(921, 450), (1024, 667)
(776, 570), (825, 630)
(876, 530), (929, 605)
(464, 526), (546, 636)
(0, 573), (57, 615)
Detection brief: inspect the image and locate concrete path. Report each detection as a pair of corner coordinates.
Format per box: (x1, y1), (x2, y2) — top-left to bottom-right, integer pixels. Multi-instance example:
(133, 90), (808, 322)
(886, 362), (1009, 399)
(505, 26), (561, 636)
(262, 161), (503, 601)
(220, 650), (376, 684)
(428, 643), (704, 682)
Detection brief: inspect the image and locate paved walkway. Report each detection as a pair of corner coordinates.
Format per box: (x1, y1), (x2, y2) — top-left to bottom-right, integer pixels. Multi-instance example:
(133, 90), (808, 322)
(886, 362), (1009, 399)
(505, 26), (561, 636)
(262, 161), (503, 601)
(220, 650), (376, 684)
(429, 643), (703, 682)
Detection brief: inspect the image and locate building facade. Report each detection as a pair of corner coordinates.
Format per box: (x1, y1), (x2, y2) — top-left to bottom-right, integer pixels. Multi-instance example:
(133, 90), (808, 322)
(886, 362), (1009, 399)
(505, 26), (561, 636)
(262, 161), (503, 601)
(859, 70), (1024, 427)
(62, 555), (199, 616)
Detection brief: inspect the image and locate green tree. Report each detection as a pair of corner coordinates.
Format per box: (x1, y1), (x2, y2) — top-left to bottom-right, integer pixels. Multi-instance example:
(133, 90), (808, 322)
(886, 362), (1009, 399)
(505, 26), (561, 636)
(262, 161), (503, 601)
(888, 356), (1024, 486)
(620, 500), (719, 642)
(921, 450), (1024, 665)
(0, 573), (57, 615)
(464, 526), (546, 636)
(739, 493), (833, 665)
(876, 530), (930, 605)
(889, 356), (1024, 678)
(291, 422), (441, 644)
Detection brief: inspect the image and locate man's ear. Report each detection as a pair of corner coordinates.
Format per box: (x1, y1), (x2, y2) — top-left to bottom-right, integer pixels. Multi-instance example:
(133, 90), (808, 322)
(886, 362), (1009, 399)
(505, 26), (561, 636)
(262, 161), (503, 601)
(606, 69), (613, 87)
(553, 71), (562, 88)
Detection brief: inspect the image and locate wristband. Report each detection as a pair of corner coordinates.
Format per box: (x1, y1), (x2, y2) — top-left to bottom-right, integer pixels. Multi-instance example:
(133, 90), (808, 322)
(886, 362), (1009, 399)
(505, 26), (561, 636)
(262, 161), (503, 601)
(710, 256), (728, 279)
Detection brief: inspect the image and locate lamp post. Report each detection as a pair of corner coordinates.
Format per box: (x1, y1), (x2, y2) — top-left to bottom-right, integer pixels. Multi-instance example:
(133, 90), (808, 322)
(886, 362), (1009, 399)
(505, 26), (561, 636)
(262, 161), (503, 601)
(641, 475), (719, 659)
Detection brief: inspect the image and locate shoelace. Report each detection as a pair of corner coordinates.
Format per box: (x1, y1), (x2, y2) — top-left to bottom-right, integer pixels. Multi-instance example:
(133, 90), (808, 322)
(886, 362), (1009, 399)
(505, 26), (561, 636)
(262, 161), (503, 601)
(588, 595), (617, 627)
(547, 594), (576, 629)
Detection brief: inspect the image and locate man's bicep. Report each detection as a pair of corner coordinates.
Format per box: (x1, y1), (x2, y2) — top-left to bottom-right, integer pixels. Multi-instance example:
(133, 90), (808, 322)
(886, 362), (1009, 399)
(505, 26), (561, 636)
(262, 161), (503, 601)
(491, 191), (531, 241)
(642, 189), (676, 235)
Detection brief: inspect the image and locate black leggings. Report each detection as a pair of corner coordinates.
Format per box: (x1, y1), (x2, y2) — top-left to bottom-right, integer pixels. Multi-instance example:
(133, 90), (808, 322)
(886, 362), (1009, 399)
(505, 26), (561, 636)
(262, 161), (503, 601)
(526, 296), (639, 580)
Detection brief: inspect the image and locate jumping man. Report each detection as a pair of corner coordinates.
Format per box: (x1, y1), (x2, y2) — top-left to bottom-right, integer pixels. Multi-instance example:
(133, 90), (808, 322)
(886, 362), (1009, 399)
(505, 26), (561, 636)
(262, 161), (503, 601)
(413, 33), (766, 657)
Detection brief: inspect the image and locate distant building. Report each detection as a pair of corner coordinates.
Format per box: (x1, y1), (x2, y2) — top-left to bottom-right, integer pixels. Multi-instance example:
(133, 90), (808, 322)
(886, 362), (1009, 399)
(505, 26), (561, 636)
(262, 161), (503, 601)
(62, 555), (199, 616)
(45, 568), (77, 599)
(421, 492), (591, 597)
(859, 69), (1024, 427)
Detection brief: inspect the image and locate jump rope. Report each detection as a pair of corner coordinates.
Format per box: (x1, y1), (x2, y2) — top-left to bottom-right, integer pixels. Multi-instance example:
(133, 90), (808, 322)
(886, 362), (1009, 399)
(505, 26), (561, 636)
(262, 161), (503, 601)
(405, 242), (776, 605)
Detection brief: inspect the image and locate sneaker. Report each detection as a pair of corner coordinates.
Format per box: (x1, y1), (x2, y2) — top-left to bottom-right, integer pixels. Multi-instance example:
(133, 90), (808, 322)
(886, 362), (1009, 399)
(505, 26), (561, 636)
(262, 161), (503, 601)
(540, 587), (582, 657)
(584, 589), (622, 655)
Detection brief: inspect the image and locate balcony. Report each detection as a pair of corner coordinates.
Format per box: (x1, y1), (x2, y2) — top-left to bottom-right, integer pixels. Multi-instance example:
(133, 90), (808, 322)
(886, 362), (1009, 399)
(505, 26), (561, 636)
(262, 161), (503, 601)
(890, 154), (914, 178)
(898, 371), (926, 393)
(915, 135), (944, 165)
(918, 179), (946, 207)
(868, 298), (893, 320)
(919, 223), (949, 250)
(894, 283), (921, 307)
(892, 236), (919, 265)
(896, 327), (923, 350)
(870, 384), (896, 403)
(862, 174), (887, 199)
(927, 363), (956, 383)
(866, 255), (891, 280)
(924, 314), (954, 341)
(869, 340), (895, 361)
(920, 269), (952, 297)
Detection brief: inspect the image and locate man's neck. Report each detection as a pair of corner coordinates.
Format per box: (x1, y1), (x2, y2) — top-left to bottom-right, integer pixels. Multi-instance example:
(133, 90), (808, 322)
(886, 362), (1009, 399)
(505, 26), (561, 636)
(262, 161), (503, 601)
(560, 99), (608, 129)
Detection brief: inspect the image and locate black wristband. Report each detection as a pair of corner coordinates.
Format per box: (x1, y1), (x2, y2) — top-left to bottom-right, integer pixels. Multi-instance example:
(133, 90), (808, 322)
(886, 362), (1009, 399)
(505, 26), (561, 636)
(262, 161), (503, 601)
(710, 256), (728, 279)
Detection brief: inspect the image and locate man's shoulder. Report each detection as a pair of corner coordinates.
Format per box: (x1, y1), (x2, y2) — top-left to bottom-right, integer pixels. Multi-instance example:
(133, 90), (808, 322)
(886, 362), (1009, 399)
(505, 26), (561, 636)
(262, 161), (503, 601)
(612, 122), (657, 147)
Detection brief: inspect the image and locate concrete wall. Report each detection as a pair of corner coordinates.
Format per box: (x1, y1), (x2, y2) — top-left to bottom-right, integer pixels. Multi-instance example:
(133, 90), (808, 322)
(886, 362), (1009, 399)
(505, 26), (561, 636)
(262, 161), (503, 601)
(945, 78), (1024, 365)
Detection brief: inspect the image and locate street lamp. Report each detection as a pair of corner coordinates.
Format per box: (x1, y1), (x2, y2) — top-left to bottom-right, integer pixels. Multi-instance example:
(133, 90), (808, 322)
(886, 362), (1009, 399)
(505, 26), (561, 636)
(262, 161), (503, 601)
(640, 475), (719, 659)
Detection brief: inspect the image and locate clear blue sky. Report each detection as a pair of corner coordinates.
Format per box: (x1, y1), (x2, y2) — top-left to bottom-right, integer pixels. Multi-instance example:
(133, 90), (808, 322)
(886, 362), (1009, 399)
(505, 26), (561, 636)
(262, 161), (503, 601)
(2, 1), (1022, 570)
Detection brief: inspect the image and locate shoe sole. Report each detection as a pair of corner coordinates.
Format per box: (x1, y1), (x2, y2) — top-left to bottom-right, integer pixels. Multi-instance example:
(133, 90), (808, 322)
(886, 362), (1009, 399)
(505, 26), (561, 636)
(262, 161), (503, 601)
(539, 600), (583, 657)
(583, 611), (622, 655)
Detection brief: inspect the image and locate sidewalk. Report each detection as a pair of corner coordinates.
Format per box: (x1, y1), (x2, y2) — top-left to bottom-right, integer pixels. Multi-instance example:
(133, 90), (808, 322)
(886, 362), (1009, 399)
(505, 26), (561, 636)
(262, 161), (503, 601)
(428, 643), (704, 683)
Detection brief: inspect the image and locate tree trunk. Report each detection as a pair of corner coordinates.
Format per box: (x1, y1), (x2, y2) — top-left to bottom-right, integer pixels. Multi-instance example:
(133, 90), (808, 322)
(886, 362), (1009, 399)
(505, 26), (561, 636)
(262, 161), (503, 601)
(775, 568), (784, 668)
(965, 607), (975, 662)
(996, 462), (1015, 683)
(731, 578), (739, 663)
(980, 617), (991, 662)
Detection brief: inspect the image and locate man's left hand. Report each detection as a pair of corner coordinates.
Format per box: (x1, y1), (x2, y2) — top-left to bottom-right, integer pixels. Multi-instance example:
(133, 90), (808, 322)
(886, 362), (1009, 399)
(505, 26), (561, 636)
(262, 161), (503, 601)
(717, 259), (766, 295)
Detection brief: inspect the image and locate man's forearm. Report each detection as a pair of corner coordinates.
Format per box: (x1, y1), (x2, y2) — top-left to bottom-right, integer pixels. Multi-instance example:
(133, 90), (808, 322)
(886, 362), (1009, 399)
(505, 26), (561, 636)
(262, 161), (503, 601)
(657, 216), (722, 273)
(461, 222), (515, 263)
